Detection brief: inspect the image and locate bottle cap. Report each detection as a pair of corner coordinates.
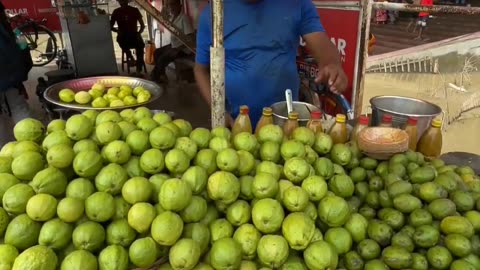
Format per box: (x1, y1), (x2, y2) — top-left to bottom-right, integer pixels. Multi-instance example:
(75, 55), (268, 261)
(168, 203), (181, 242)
(262, 107), (273, 116)
(336, 114), (346, 123)
(288, 112), (299, 120)
(239, 105), (249, 115)
(359, 115), (369, 125)
(382, 114), (393, 123)
(407, 117), (418, 125)
(431, 119), (442, 128)
(310, 110), (322, 119)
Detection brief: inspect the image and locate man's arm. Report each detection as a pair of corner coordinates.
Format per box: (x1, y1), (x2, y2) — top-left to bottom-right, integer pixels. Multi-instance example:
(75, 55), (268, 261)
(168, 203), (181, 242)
(298, 0), (347, 93)
(303, 32), (341, 70)
(194, 63), (212, 105)
(194, 8), (234, 126)
(303, 32), (347, 93)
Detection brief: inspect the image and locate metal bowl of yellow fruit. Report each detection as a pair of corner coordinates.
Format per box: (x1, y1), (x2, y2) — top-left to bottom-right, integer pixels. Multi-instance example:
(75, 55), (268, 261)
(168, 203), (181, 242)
(44, 76), (163, 111)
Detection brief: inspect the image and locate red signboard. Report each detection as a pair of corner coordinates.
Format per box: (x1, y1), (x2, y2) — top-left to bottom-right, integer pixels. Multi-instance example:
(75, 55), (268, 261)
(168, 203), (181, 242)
(297, 5), (362, 114)
(3, 0), (61, 32)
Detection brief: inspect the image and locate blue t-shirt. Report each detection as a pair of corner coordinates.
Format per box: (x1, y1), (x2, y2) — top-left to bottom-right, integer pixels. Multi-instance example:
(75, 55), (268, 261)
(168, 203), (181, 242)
(196, 0), (324, 126)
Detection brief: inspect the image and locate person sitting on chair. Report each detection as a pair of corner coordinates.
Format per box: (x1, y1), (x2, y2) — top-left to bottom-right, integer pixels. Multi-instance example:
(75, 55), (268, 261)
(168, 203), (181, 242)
(151, 0), (195, 84)
(111, 0), (146, 73)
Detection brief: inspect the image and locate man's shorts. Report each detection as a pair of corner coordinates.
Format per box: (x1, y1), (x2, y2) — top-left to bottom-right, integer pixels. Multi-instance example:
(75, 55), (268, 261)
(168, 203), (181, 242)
(417, 16), (428, 27)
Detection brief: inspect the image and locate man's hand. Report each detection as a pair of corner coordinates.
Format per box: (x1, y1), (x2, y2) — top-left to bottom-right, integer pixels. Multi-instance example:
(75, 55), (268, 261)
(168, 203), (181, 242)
(303, 32), (348, 94)
(315, 63), (348, 94)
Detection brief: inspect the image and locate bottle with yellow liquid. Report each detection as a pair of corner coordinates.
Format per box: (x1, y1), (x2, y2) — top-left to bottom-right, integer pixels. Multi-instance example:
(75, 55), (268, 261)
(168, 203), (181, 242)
(351, 115), (369, 143)
(306, 110), (323, 134)
(418, 118), (443, 159)
(328, 114), (348, 144)
(283, 112), (299, 139)
(255, 107), (274, 136)
(232, 105), (252, 136)
(404, 117), (418, 151)
(379, 114), (393, 127)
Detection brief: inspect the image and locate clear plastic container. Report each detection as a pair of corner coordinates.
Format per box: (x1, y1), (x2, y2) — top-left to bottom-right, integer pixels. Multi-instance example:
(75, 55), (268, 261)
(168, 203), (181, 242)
(232, 105), (252, 136)
(255, 107), (274, 136)
(283, 112), (299, 139)
(418, 118), (443, 159)
(379, 114), (393, 127)
(306, 110), (323, 134)
(351, 115), (369, 143)
(328, 114), (348, 144)
(404, 117), (418, 151)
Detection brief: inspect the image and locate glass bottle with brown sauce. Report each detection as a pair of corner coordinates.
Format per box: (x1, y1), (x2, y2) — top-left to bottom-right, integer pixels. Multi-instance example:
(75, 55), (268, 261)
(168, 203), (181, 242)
(306, 110), (323, 134)
(379, 114), (393, 127)
(418, 118), (443, 159)
(404, 117), (418, 151)
(283, 112), (299, 139)
(351, 115), (369, 143)
(255, 107), (274, 136)
(328, 114), (348, 144)
(232, 105), (252, 136)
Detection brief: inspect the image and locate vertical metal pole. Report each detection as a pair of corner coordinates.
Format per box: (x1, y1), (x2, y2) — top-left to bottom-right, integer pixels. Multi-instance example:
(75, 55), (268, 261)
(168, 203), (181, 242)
(210, 0), (226, 128)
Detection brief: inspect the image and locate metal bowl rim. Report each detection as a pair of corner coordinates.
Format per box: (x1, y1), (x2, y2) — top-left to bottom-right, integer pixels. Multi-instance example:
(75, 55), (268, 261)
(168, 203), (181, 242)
(271, 101), (320, 121)
(43, 76), (163, 111)
(369, 95), (442, 118)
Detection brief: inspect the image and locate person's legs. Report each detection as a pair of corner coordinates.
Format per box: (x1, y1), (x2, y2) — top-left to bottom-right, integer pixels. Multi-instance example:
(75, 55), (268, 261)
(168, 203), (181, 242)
(134, 34), (146, 73)
(117, 35), (136, 67)
(0, 93), (11, 146)
(3, 87), (32, 123)
(0, 113), (14, 147)
(151, 45), (172, 81)
(415, 17), (428, 40)
(117, 36), (133, 59)
(151, 46), (180, 83)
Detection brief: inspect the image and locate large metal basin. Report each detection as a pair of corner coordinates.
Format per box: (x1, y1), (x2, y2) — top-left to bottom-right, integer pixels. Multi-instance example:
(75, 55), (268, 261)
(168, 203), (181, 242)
(271, 101), (320, 127)
(271, 101), (355, 133)
(370, 96), (442, 139)
(44, 76), (163, 111)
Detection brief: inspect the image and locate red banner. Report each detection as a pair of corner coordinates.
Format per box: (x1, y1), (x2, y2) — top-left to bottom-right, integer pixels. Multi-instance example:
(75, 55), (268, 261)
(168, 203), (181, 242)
(3, 0), (61, 32)
(297, 6), (361, 114)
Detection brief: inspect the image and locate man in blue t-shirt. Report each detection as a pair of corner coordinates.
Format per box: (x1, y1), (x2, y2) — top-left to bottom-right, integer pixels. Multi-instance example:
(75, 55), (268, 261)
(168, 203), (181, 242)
(194, 0), (347, 127)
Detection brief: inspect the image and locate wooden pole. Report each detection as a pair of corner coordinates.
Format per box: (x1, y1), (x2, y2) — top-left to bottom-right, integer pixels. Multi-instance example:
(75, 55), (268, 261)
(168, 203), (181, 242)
(134, 0), (196, 53)
(354, 0), (373, 117)
(210, 0), (226, 128)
